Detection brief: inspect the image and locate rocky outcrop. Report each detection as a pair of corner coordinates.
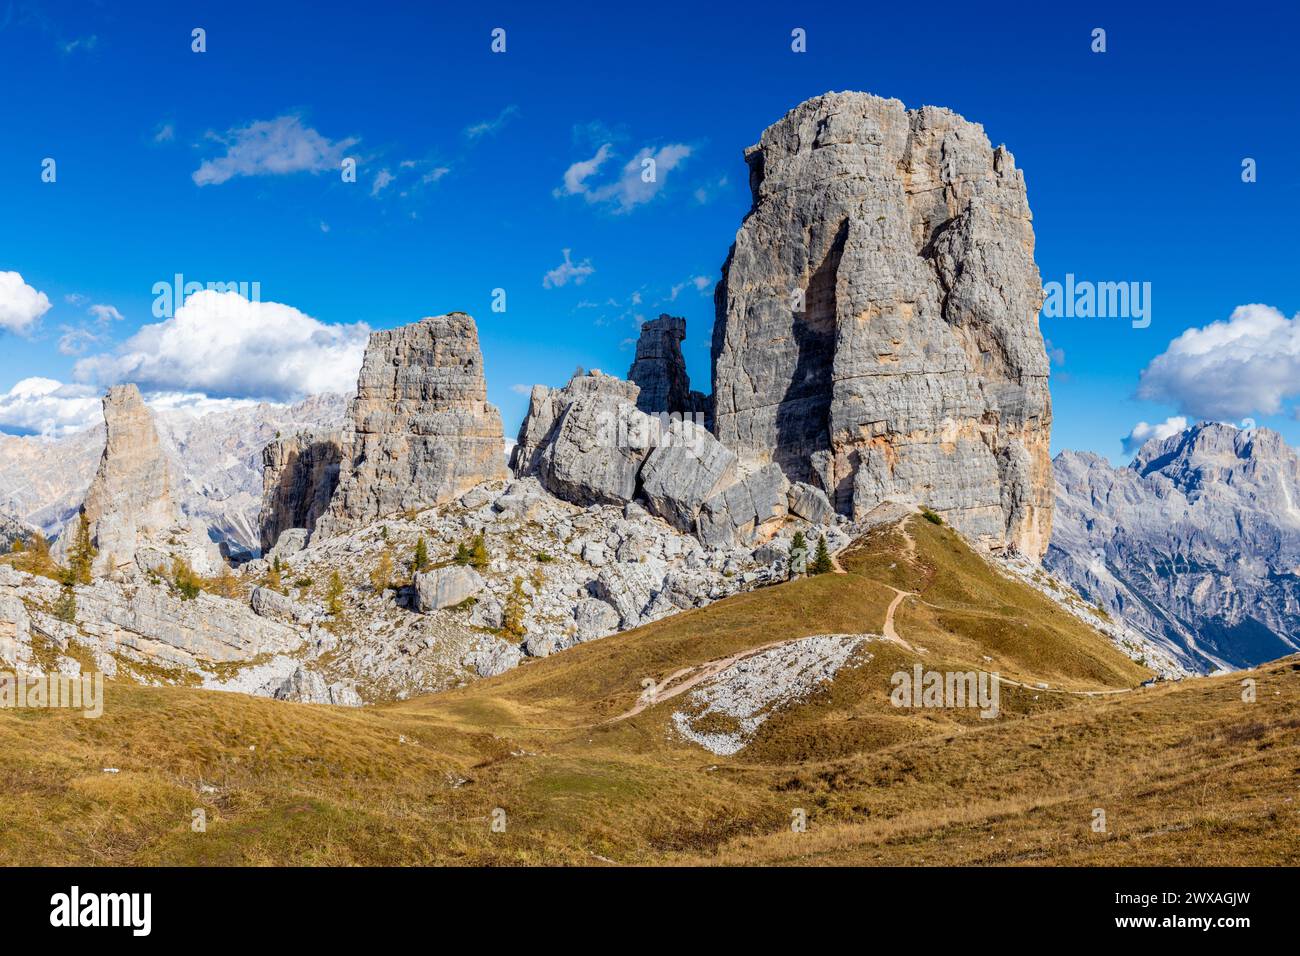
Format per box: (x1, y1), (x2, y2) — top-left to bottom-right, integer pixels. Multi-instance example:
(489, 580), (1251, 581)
(511, 370), (655, 506)
(316, 314), (507, 537)
(627, 314), (708, 416)
(711, 91), (1053, 558)
(512, 368), (828, 549)
(75, 385), (221, 576)
(0, 563), (301, 669)
(1048, 423), (1300, 672)
(259, 429), (345, 553)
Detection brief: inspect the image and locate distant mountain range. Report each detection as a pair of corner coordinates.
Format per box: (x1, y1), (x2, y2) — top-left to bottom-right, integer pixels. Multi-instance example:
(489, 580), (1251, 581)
(0, 393), (348, 554)
(1048, 422), (1300, 672)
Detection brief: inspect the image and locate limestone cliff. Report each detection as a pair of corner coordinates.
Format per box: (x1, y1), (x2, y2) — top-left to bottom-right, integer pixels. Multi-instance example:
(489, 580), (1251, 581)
(259, 429), (346, 552)
(315, 313), (507, 536)
(711, 91), (1053, 557)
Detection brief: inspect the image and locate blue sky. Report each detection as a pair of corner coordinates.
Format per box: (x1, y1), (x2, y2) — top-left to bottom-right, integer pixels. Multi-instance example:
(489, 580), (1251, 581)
(1, 0), (1297, 462)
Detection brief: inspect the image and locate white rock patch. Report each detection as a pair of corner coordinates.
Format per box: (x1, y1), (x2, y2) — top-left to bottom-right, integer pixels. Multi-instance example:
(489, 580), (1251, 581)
(672, 634), (870, 755)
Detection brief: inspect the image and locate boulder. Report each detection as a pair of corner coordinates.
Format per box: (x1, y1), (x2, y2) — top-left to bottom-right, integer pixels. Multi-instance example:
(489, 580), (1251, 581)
(539, 395), (654, 506)
(468, 594), (504, 629)
(786, 482), (834, 525)
(273, 664), (362, 706)
(413, 565), (485, 612)
(0, 592), (32, 669)
(573, 597), (620, 641)
(640, 419), (737, 532)
(696, 464), (790, 550)
(250, 586), (318, 626)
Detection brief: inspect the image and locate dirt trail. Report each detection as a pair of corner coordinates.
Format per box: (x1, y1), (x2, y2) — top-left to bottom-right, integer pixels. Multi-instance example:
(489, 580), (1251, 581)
(607, 638), (792, 722)
(881, 586), (917, 652)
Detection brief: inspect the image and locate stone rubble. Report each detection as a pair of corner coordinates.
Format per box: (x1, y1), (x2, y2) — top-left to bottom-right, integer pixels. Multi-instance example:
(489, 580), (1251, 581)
(672, 634), (870, 755)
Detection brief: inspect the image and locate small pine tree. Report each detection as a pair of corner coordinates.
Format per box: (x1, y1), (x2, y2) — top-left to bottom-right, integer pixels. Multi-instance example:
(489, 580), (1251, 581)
(452, 541), (472, 566)
(9, 537), (23, 554)
(469, 534), (489, 570)
(23, 532), (57, 579)
(370, 549), (393, 593)
(69, 511), (97, 585)
(326, 570), (345, 617)
(811, 535), (833, 575)
(53, 582), (77, 623)
(501, 576), (527, 638)
(411, 536), (430, 573)
(791, 530), (807, 553)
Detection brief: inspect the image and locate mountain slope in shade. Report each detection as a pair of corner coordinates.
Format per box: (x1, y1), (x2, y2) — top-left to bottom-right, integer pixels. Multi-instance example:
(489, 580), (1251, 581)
(0, 393), (349, 554)
(1047, 423), (1300, 672)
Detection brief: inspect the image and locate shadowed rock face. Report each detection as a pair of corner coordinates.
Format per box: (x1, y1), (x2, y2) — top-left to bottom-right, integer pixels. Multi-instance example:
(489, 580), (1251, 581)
(259, 430), (346, 553)
(315, 313), (507, 537)
(1049, 423), (1300, 672)
(711, 91), (1053, 558)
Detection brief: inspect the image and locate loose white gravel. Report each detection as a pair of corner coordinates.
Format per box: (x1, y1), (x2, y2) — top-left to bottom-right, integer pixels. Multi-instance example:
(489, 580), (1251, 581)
(672, 634), (871, 755)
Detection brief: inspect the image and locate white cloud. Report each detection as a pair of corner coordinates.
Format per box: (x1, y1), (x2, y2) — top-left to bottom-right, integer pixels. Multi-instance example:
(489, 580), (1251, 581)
(0, 271), (52, 334)
(464, 105), (520, 140)
(192, 115), (359, 186)
(510, 383), (532, 395)
(73, 289), (369, 402)
(0, 378), (102, 437)
(371, 168), (395, 196)
(1122, 416), (1189, 455)
(58, 326), (101, 356)
(0, 377), (266, 439)
(87, 303), (123, 323)
(542, 249), (595, 289)
(670, 275), (713, 300)
(559, 143), (692, 212)
(1137, 304), (1300, 420)
(60, 35), (97, 55)
(556, 143), (612, 197)
(1044, 338), (1065, 367)
(153, 122), (175, 143)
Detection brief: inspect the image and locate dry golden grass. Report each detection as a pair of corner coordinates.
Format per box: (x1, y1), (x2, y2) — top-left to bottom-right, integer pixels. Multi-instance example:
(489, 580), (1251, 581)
(1, 517), (1294, 866)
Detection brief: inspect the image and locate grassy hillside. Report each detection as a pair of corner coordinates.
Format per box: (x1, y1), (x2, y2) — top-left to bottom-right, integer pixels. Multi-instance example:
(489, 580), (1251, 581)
(1, 516), (1295, 866)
